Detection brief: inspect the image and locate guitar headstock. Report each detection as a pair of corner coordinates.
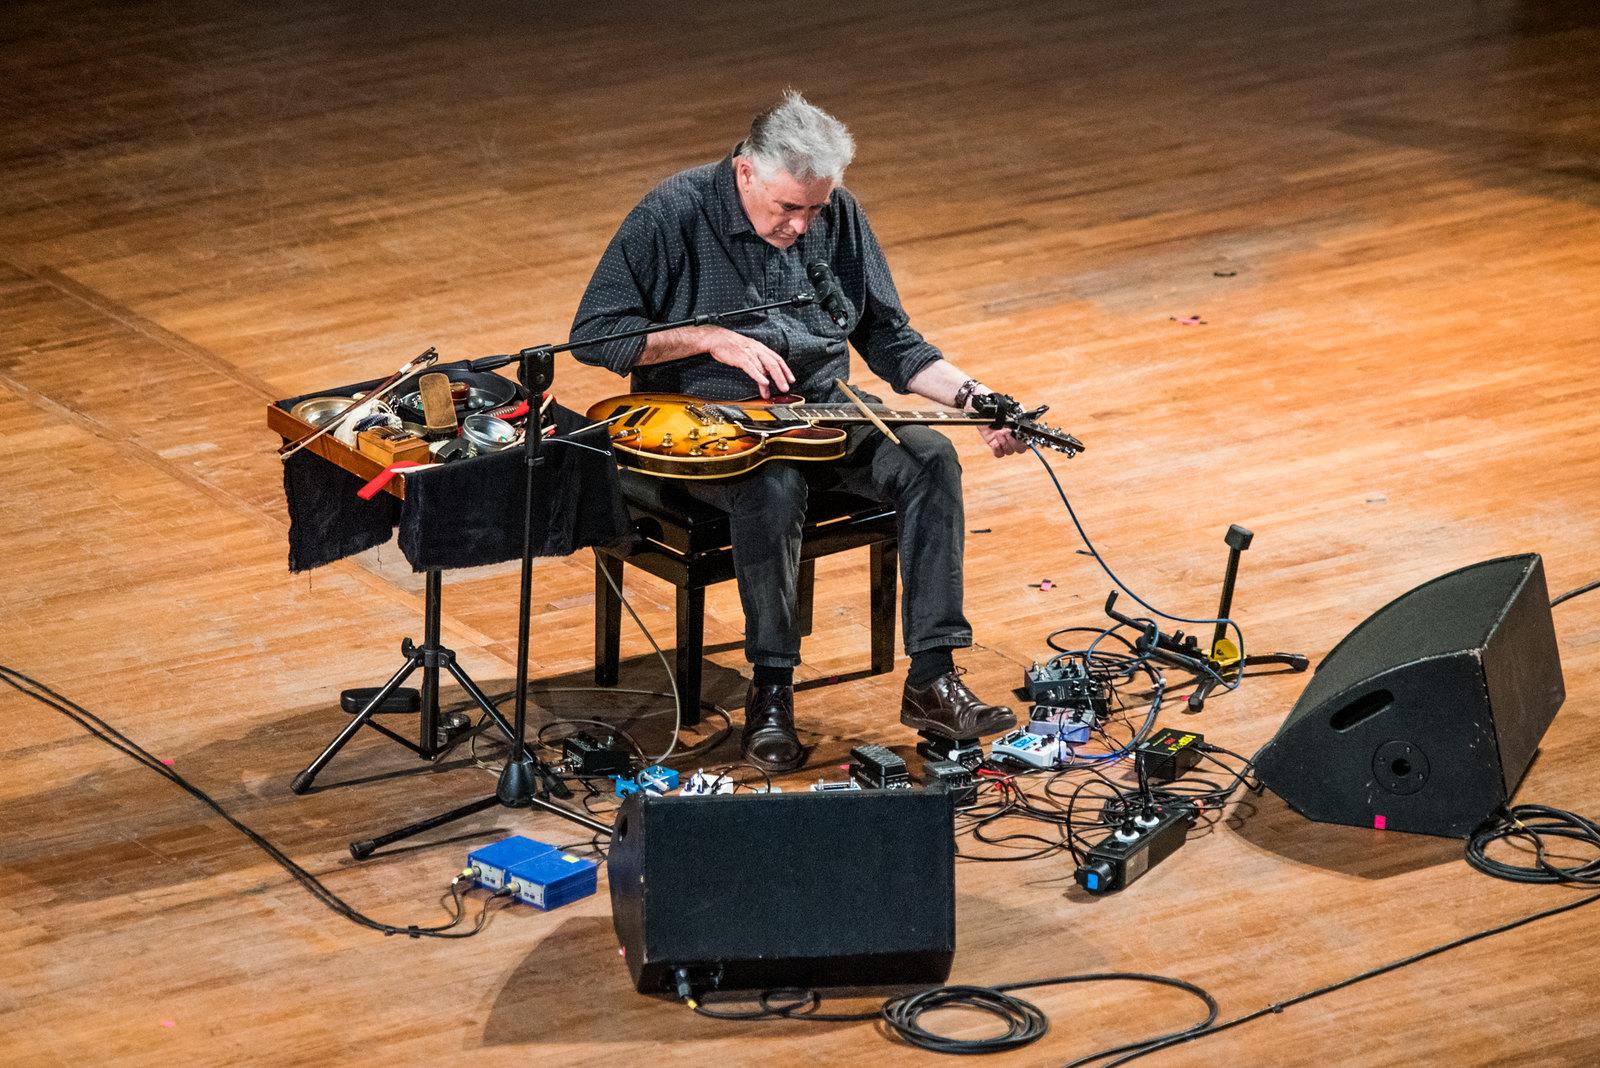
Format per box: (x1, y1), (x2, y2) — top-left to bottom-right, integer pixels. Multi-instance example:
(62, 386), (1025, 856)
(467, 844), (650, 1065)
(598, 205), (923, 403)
(971, 394), (1085, 457)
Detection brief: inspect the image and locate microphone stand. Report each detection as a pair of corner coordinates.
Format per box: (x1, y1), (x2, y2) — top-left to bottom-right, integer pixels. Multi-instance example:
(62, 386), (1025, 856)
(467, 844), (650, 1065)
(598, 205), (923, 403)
(349, 293), (816, 858)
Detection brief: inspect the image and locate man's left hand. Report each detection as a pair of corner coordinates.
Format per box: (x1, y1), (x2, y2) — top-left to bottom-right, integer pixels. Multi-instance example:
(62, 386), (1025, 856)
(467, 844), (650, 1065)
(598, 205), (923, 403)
(979, 426), (1025, 458)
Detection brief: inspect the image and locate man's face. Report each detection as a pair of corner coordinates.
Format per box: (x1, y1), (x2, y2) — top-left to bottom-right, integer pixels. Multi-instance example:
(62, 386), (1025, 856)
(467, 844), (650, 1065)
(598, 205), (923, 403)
(735, 157), (835, 249)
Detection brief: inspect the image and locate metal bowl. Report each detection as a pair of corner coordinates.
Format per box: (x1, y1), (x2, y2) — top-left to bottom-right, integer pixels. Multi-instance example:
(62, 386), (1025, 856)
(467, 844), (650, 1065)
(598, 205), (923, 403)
(461, 413), (518, 453)
(289, 395), (356, 427)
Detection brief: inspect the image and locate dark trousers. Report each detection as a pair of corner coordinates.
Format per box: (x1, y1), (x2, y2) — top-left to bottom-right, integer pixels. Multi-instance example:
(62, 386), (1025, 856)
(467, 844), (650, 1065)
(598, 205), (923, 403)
(683, 424), (972, 668)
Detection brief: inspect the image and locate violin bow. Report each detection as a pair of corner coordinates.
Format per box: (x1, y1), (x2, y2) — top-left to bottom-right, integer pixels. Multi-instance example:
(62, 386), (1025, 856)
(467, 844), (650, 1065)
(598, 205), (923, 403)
(277, 347), (440, 461)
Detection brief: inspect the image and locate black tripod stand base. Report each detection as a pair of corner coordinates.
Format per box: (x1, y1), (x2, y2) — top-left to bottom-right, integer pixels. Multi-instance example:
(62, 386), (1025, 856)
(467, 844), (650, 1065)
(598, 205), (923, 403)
(497, 757), (540, 806)
(349, 765), (608, 860)
(350, 795), (502, 860)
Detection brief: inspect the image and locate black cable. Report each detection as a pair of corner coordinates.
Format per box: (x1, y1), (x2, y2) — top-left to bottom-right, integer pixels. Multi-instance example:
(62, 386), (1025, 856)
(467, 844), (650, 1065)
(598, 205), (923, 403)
(1029, 444), (1249, 700)
(1466, 804), (1600, 885)
(689, 973), (1217, 1057)
(0, 663), (510, 938)
(1107, 887), (1600, 1064)
(1551, 578), (1600, 607)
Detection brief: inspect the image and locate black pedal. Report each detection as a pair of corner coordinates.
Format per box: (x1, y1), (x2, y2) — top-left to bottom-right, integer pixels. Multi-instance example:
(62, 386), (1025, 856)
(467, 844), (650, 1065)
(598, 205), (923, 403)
(850, 744), (911, 790)
(1022, 660), (1110, 713)
(915, 730), (984, 770)
(1134, 728), (1204, 782)
(1075, 801), (1194, 894)
(340, 687), (422, 715)
(561, 732), (634, 777)
(921, 759), (977, 806)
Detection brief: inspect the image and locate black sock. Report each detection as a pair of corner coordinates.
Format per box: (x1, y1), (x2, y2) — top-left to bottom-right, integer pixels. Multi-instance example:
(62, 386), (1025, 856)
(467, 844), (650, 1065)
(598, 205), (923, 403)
(753, 664), (793, 688)
(907, 648), (955, 687)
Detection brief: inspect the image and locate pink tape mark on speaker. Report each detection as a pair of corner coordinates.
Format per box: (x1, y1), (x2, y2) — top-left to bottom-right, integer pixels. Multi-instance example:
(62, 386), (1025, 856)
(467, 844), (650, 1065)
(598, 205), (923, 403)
(1374, 814), (1387, 830)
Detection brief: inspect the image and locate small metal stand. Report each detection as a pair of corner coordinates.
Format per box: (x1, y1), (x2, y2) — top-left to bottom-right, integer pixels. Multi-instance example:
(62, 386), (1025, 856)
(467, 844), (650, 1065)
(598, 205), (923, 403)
(1106, 524), (1309, 712)
(290, 569), (516, 794)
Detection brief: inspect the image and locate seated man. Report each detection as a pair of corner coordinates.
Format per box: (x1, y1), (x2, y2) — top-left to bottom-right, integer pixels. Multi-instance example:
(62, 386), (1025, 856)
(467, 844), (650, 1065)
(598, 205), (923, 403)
(571, 91), (1021, 772)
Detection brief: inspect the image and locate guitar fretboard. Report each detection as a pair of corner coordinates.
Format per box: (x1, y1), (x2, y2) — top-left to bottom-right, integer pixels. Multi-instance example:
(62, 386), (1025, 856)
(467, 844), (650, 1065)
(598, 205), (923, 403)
(771, 404), (979, 423)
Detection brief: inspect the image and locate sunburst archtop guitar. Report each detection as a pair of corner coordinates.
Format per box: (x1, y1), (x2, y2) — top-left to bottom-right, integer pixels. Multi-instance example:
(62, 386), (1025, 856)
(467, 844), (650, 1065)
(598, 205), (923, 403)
(584, 392), (1084, 480)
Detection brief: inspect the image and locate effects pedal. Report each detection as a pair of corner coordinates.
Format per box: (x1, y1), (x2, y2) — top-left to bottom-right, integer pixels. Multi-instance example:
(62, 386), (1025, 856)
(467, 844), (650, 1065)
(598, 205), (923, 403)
(1026, 704), (1096, 744)
(1074, 801), (1194, 894)
(613, 764), (681, 798)
(915, 729), (984, 770)
(1022, 660), (1110, 714)
(561, 732), (634, 778)
(680, 769), (781, 795)
(850, 744), (912, 790)
(1134, 728), (1204, 782)
(680, 770), (737, 795)
(990, 728), (1073, 769)
(921, 759), (978, 805)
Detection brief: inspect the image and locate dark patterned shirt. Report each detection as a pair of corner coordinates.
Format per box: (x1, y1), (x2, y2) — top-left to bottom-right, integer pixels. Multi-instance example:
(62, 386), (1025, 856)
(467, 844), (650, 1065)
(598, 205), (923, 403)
(570, 148), (942, 402)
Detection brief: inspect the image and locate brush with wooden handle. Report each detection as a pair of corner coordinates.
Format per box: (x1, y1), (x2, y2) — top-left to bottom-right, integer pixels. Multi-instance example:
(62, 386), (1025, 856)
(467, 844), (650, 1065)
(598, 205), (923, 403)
(419, 372), (458, 438)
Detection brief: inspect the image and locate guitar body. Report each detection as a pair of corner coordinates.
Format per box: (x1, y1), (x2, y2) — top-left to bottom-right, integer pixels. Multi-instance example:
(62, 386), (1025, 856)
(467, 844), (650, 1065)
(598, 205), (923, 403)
(586, 393), (847, 479)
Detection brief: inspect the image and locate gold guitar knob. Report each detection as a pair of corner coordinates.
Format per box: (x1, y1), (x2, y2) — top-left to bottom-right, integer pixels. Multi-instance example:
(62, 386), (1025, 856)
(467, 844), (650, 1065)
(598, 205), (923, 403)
(689, 445), (705, 456)
(714, 440), (731, 452)
(687, 428), (700, 440)
(660, 433), (673, 448)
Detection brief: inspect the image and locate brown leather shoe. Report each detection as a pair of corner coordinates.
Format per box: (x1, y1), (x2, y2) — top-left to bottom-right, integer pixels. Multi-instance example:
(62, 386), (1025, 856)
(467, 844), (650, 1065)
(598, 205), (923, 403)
(741, 683), (805, 773)
(900, 670), (1016, 738)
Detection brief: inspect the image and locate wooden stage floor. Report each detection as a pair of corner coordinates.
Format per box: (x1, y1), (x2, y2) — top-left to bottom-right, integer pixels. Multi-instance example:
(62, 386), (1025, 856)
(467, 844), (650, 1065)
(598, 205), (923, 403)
(3, 1), (1598, 1063)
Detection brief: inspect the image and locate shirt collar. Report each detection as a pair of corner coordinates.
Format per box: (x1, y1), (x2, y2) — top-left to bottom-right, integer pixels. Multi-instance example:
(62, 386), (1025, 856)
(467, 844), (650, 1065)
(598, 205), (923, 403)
(714, 145), (755, 236)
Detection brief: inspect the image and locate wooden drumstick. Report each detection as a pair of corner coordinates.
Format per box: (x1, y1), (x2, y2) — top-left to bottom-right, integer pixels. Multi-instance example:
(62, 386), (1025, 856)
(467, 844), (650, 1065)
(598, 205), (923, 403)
(834, 377), (900, 445)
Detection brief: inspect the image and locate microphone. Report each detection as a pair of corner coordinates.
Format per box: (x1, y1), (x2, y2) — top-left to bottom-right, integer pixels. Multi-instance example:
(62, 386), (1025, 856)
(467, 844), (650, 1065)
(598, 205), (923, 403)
(806, 260), (852, 330)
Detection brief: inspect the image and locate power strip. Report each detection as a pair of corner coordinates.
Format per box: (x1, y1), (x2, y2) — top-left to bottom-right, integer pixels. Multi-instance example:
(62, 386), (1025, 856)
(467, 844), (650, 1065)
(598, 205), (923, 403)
(1074, 802), (1194, 894)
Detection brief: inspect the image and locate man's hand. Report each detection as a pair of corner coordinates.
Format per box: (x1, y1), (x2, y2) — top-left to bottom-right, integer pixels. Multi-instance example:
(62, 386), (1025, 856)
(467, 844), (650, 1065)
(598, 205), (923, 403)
(700, 327), (794, 398)
(978, 425), (1025, 458)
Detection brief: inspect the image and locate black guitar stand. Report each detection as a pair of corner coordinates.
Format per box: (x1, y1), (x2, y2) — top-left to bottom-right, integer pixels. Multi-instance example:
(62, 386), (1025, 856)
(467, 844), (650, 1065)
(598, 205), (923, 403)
(290, 569), (517, 794)
(1105, 524), (1309, 712)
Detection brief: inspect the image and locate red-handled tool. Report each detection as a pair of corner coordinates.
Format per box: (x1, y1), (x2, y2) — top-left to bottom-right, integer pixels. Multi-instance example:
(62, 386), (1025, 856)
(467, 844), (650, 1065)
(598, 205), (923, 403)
(357, 461), (430, 500)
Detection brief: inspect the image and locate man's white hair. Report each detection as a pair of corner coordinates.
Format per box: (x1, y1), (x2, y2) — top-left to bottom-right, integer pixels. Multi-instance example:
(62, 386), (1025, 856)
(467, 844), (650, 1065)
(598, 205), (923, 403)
(741, 90), (856, 185)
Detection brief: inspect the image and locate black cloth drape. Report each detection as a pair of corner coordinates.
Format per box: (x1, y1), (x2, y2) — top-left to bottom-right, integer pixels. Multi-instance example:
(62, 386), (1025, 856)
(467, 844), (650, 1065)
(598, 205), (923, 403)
(276, 362), (633, 573)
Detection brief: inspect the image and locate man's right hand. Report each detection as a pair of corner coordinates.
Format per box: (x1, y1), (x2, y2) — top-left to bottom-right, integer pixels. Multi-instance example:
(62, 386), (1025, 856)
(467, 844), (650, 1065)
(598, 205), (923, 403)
(699, 326), (794, 399)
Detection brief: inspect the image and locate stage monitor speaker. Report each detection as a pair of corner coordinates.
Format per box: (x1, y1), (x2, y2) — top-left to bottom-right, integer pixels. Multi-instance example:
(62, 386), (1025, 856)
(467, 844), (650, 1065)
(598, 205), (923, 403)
(607, 788), (955, 997)
(1254, 553), (1564, 838)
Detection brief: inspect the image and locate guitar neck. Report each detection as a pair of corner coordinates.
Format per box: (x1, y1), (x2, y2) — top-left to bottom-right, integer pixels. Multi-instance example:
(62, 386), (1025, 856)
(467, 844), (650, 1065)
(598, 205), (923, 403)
(773, 404), (986, 427)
